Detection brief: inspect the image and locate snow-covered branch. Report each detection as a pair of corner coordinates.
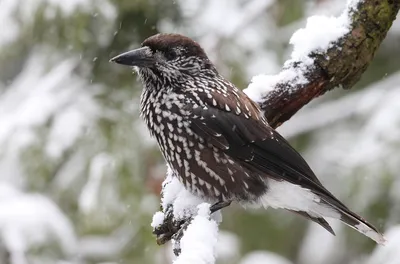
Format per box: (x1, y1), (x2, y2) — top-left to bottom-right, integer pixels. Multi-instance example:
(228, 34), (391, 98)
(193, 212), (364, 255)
(152, 0), (400, 262)
(152, 168), (222, 261)
(246, 0), (400, 128)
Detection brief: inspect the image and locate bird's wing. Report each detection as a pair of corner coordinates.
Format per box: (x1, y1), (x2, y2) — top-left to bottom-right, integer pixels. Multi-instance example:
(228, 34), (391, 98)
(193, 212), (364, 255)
(186, 90), (339, 201)
(186, 90), (385, 244)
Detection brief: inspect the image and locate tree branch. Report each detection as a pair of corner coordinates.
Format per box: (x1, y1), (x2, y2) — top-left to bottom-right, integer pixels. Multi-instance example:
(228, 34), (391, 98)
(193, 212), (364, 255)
(259, 0), (400, 128)
(152, 0), (400, 260)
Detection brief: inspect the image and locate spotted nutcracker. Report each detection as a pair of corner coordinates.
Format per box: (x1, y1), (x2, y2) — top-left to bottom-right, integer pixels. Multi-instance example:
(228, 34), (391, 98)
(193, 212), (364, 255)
(110, 33), (384, 244)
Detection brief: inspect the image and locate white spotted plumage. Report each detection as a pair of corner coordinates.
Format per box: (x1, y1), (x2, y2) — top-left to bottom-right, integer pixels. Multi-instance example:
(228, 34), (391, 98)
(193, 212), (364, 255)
(125, 33), (385, 244)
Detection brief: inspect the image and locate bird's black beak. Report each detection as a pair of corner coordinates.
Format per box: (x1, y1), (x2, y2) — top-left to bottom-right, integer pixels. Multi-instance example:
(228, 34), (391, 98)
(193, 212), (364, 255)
(110, 47), (155, 67)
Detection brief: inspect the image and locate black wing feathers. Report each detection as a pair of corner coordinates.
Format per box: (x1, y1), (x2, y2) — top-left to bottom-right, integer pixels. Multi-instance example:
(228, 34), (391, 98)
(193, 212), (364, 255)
(188, 102), (348, 209)
(289, 210), (335, 235)
(189, 105), (322, 188)
(190, 115), (229, 150)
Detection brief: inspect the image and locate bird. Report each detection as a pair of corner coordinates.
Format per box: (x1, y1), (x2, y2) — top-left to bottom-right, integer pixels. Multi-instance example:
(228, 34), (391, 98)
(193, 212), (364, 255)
(110, 33), (385, 244)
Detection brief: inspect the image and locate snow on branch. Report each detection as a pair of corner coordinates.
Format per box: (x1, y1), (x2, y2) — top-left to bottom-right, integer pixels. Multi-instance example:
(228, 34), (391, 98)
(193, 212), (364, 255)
(152, 0), (400, 262)
(152, 168), (221, 261)
(246, 0), (400, 129)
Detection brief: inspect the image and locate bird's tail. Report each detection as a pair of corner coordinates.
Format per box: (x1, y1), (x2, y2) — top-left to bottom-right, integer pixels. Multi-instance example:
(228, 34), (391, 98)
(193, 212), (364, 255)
(319, 196), (386, 244)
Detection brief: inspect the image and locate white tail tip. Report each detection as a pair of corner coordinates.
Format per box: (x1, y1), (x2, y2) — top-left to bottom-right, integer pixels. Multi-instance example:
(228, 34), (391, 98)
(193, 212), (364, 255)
(355, 223), (386, 245)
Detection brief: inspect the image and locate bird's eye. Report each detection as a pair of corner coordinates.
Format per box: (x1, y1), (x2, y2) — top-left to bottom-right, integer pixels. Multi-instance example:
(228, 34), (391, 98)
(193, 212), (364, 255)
(164, 50), (177, 61)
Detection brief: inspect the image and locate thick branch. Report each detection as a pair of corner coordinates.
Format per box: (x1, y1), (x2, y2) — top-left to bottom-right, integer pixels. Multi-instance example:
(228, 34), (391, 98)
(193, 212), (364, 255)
(153, 0), (400, 254)
(262, 0), (400, 128)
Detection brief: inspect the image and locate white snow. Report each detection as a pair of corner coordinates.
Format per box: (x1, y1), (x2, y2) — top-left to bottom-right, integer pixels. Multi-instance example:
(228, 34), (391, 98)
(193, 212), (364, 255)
(245, 66), (310, 104)
(78, 226), (136, 260)
(161, 166), (205, 220)
(0, 0), (20, 47)
(45, 107), (87, 159)
(0, 55), (77, 148)
(156, 166), (223, 236)
(244, 0), (355, 104)
(239, 251), (293, 264)
(178, 0), (274, 39)
(298, 221), (344, 264)
(0, 43), (100, 263)
(172, 188), (205, 220)
(289, 15), (350, 62)
(157, 169), (224, 263)
(79, 153), (113, 214)
(0, 50), (99, 188)
(367, 225), (400, 264)
(244, 75), (279, 104)
(161, 166), (185, 209)
(299, 72), (400, 219)
(278, 77), (395, 139)
(290, 0), (358, 62)
(216, 231), (240, 261)
(174, 203), (219, 264)
(0, 184), (77, 263)
(154, 169), (224, 264)
(151, 211), (165, 228)
(0, 51), (99, 154)
(0, 0), (116, 47)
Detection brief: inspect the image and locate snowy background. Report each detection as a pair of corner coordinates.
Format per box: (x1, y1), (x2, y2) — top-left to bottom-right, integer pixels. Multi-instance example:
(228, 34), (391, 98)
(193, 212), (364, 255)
(0, 0), (399, 263)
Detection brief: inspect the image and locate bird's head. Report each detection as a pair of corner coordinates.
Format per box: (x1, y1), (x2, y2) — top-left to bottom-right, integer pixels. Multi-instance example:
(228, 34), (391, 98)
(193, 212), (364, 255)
(110, 33), (216, 81)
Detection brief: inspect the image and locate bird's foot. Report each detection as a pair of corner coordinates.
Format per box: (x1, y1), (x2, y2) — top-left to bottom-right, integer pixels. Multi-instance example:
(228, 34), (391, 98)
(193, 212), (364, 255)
(153, 200), (232, 247)
(210, 200), (232, 214)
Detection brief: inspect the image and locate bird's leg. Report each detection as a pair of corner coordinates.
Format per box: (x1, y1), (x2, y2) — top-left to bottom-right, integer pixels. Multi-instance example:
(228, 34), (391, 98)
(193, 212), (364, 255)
(210, 200), (232, 214)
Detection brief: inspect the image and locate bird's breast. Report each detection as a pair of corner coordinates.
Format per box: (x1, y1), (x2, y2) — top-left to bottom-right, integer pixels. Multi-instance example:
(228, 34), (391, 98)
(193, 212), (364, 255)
(138, 86), (269, 203)
(140, 89), (194, 161)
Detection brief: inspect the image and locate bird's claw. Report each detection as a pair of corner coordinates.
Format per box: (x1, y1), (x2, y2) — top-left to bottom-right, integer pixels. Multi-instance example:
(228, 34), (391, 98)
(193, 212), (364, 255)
(210, 200), (232, 214)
